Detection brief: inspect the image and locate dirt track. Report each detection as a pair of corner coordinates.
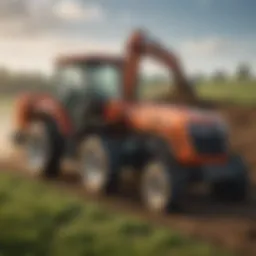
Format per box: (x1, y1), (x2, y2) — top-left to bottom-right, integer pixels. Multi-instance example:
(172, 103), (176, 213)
(1, 102), (256, 255)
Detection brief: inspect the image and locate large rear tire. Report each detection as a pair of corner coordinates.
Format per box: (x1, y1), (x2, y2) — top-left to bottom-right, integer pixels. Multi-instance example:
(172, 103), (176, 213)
(78, 135), (121, 195)
(25, 120), (63, 178)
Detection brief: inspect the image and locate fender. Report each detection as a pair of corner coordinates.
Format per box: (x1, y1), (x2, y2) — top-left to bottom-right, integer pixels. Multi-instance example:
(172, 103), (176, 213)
(14, 92), (34, 131)
(14, 93), (73, 137)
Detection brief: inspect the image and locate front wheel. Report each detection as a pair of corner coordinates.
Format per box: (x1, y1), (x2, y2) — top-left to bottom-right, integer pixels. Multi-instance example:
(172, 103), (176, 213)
(211, 154), (251, 202)
(141, 159), (188, 213)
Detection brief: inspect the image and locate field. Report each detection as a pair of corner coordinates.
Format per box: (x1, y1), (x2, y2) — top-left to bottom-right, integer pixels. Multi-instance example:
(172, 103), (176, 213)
(196, 80), (256, 105)
(140, 80), (256, 105)
(0, 172), (230, 256)
(0, 82), (256, 255)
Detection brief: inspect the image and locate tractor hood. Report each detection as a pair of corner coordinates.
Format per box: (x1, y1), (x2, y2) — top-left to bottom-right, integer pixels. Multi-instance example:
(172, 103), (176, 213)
(127, 103), (227, 132)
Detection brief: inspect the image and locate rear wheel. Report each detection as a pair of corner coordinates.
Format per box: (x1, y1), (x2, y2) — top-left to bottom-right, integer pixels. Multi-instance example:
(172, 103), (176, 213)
(141, 159), (188, 213)
(25, 120), (63, 178)
(78, 135), (121, 195)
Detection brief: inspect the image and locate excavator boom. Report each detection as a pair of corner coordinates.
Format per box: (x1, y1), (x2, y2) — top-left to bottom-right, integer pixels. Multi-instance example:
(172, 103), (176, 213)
(123, 30), (196, 102)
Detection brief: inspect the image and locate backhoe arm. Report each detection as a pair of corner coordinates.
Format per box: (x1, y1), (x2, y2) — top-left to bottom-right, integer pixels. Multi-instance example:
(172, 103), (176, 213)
(123, 29), (197, 103)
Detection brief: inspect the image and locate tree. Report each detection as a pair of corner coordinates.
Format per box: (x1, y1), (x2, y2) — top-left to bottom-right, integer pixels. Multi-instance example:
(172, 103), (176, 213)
(236, 63), (252, 81)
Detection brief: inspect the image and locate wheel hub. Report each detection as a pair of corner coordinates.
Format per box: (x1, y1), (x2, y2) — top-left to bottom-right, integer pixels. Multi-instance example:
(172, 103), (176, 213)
(82, 151), (107, 192)
(26, 127), (48, 173)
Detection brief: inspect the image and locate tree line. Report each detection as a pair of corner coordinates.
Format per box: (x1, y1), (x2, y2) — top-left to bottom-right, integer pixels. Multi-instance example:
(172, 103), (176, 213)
(0, 62), (255, 96)
(193, 63), (255, 84)
(0, 67), (53, 95)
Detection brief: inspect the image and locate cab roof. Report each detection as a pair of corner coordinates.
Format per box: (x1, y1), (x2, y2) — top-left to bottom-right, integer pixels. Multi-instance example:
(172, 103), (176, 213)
(55, 54), (123, 66)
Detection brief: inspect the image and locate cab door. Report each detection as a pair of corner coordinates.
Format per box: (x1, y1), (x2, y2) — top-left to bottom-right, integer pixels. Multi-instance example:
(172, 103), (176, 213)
(55, 65), (89, 131)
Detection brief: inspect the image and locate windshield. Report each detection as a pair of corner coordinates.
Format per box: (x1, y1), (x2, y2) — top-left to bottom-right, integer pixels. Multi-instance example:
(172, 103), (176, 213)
(87, 63), (121, 99)
(56, 65), (85, 99)
(55, 62), (121, 101)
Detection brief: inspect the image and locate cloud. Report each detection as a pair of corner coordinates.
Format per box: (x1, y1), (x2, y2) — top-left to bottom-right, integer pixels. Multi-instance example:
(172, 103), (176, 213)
(0, 34), (121, 73)
(0, 33), (255, 76)
(0, 0), (105, 38)
(177, 37), (256, 75)
(0, 0), (109, 73)
(0, 0), (54, 37)
(180, 37), (229, 57)
(0, 0), (27, 18)
(52, 1), (105, 22)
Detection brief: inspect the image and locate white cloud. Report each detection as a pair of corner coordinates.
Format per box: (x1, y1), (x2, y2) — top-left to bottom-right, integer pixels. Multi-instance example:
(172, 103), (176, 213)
(180, 37), (229, 57)
(174, 37), (256, 75)
(0, 30), (255, 77)
(0, 0), (105, 38)
(0, 35), (121, 73)
(52, 1), (105, 22)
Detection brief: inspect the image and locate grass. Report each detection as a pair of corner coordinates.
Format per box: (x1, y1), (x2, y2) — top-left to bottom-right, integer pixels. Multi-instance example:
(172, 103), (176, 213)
(196, 80), (256, 105)
(139, 80), (256, 106)
(0, 172), (232, 256)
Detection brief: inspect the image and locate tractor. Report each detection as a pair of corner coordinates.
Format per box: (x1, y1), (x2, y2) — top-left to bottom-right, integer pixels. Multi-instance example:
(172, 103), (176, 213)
(12, 30), (250, 213)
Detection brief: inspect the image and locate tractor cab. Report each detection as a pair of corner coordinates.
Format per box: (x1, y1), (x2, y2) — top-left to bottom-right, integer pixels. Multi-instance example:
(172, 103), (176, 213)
(55, 55), (123, 102)
(54, 55), (124, 128)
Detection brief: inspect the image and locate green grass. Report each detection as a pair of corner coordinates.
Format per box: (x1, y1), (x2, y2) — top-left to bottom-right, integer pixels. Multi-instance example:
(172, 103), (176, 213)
(140, 80), (256, 105)
(0, 172), (232, 256)
(196, 80), (256, 105)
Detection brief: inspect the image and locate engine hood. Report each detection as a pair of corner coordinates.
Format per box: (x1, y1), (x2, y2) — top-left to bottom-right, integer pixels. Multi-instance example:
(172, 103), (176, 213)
(126, 103), (228, 165)
(127, 103), (225, 130)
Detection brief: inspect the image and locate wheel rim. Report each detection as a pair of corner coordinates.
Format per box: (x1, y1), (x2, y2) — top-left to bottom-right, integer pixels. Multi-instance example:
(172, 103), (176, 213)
(142, 163), (171, 212)
(81, 146), (107, 193)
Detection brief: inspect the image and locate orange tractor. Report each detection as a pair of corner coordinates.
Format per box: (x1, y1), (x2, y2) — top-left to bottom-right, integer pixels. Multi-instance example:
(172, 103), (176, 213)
(12, 30), (250, 213)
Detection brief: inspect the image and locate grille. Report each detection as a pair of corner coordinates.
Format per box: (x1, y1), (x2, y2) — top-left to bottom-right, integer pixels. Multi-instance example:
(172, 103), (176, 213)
(189, 123), (227, 155)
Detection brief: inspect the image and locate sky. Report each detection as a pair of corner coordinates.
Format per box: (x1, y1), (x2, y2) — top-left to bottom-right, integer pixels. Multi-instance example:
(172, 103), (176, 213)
(0, 0), (255, 76)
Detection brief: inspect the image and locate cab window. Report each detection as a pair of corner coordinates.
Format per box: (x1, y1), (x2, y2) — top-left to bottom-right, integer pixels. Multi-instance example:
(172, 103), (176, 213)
(87, 63), (121, 100)
(56, 65), (86, 98)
